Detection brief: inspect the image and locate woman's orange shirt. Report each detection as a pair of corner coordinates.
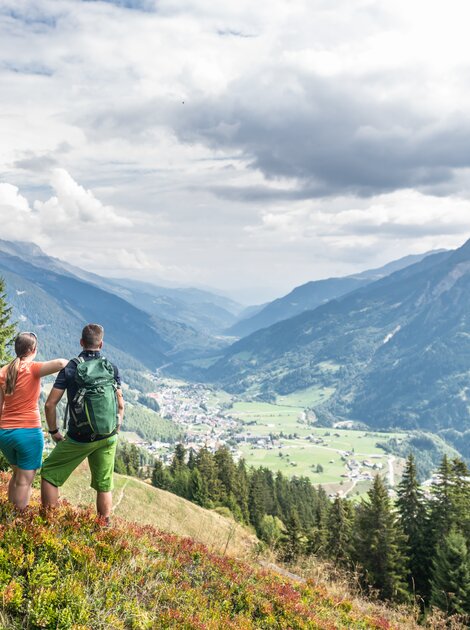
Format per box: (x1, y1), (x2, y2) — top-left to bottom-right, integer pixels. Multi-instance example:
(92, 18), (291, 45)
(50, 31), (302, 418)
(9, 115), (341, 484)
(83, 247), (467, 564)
(0, 361), (44, 429)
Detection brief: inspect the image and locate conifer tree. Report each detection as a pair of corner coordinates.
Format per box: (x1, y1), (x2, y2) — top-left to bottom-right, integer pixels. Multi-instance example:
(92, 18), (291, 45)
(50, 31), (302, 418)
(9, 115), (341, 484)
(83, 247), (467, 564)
(152, 459), (171, 490)
(430, 455), (455, 542)
(234, 460), (250, 523)
(189, 468), (207, 506)
(281, 509), (305, 563)
(187, 448), (197, 471)
(128, 444), (141, 476)
(430, 528), (470, 617)
(274, 471), (290, 521)
(353, 475), (409, 601)
(248, 469), (266, 533)
(326, 497), (354, 567)
(170, 443), (187, 474)
(214, 445), (237, 503)
(171, 467), (191, 499)
(0, 277), (15, 364)
(305, 488), (329, 557)
(430, 457), (470, 548)
(450, 459), (470, 544)
(195, 448), (218, 504)
(396, 454), (430, 597)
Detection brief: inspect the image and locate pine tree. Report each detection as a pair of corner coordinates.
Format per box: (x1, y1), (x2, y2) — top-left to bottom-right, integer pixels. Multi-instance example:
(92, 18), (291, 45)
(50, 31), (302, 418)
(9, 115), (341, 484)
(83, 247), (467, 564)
(152, 459), (171, 490)
(195, 447), (218, 505)
(430, 528), (470, 616)
(0, 277), (15, 364)
(234, 460), (250, 523)
(170, 443), (187, 474)
(189, 468), (207, 506)
(171, 467), (191, 499)
(248, 469), (266, 533)
(305, 488), (329, 557)
(187, 448), (197, 471)
(281, 509), (305, 563)
(214, 445), (237, 504)
(274, 471), (290, 523)
(127, 444), (141, 476)
(396, 454), (430, 598)
(326, 497), (354, 567)
(353, 475), (409, 601)
(430, 455), (455, 542)
(450, 459), (470, 544)
(430, 457), (470, 547)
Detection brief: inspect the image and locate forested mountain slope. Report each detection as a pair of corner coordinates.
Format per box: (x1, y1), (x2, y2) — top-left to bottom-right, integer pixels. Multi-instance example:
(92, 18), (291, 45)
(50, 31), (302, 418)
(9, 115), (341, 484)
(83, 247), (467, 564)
(228, 251), (441, 338)
(0, 244), (224, 369)
(0, 239), (242, 336)
(205, 243), (470, 432)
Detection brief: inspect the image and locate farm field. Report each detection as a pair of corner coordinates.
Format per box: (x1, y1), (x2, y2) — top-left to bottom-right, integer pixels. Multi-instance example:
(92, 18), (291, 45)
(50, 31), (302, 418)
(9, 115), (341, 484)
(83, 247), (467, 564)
(276, 385), (335, 407)
(228, 401), (408, 495)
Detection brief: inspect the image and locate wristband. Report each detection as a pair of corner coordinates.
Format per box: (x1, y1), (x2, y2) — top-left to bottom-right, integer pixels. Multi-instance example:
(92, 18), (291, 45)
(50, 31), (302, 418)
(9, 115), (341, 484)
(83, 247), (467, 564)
(48, 428), (59, 435)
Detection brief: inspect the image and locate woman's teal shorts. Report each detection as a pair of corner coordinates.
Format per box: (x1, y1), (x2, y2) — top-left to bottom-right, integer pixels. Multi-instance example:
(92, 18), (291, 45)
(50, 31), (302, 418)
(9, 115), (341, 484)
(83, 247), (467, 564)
(0, 428), (44, 470)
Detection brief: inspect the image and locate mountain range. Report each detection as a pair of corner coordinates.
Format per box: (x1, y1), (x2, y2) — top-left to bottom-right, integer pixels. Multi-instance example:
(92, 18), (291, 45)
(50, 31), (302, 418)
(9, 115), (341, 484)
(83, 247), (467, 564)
(228, 251), (441, 338)
(203, 240), (470, 435)
(0, 240), (239, 371)
(5, 237), (468, 439)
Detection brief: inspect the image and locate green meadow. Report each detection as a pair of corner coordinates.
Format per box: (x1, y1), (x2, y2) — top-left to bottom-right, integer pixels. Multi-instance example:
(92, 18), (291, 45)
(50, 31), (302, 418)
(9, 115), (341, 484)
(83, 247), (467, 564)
(229, 400), (407, 492)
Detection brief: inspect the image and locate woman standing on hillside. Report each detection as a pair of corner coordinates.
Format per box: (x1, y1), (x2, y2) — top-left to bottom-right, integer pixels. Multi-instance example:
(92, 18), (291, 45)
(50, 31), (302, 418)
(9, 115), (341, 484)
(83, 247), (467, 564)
(0, 332), (67, 509)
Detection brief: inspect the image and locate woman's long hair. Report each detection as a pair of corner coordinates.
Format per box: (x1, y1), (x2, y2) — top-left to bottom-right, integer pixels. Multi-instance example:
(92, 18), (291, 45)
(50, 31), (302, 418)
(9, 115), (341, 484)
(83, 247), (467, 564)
(4, 333), (37, 395)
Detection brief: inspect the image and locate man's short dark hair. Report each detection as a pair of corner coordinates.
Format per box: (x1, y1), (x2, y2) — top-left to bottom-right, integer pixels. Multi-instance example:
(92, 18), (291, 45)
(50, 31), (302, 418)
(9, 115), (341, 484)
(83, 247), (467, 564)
(81, 323), (104, 348)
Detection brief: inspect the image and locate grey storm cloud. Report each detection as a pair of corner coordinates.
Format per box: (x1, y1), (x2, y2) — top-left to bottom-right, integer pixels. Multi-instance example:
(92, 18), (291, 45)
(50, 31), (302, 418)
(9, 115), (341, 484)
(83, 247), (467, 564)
(166, 69), (470, 199)
(79, 65), (470, 201)
(13, 154), (58, 172)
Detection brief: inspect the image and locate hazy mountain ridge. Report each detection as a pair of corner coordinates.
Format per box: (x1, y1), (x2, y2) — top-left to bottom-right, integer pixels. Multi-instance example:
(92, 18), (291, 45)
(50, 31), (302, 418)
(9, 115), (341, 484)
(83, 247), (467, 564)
(0, 242), (225, 369)
(228, 251), (442, 338)
(203, 245), (470, 433)
(0, 239), (243, 336)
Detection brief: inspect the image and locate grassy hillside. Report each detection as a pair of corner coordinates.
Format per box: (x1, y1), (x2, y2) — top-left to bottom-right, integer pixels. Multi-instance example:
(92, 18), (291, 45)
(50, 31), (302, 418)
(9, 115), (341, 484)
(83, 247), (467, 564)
(0, 474), (419, 630)
(59, 463), (256, 558)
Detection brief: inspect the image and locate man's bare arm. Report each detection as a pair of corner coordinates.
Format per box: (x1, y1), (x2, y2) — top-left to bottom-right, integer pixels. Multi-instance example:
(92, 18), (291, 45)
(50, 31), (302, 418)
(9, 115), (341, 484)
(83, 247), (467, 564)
(0, 387), (3, 421)
(44, 387), (66, 442)
(116, 389), (124, 430)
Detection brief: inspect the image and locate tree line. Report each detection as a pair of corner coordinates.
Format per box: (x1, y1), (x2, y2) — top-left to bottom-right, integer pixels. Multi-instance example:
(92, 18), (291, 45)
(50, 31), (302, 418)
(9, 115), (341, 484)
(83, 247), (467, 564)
(151, 444), (470, 620)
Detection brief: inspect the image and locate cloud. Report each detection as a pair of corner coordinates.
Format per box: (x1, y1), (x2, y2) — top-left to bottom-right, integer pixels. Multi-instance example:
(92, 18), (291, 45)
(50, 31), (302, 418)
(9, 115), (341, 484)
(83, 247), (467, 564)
(0, 183), (40, 241)
(0, 170), (131, 250)
(34, 168), (132, 228)
(246, 190), (470, 259)
(3, 0), (470, 297)
(13, 153), (58, 172)
(169, 70), (470, 199)
(81, 0), (157, 11)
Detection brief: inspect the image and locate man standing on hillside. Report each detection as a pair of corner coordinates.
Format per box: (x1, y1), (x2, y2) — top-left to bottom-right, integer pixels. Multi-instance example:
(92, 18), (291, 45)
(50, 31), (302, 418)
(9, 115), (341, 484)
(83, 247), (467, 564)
(41, 324), (124, 523)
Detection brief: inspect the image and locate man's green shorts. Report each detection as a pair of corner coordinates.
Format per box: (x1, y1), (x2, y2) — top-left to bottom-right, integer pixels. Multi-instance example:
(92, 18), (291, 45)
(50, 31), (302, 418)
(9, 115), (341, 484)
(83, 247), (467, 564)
(41, 435), (117, 492)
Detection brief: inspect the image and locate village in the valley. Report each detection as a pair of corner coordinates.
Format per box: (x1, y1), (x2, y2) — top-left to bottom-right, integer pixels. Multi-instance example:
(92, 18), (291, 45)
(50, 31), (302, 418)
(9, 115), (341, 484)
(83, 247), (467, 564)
(126, 379), (392, 494)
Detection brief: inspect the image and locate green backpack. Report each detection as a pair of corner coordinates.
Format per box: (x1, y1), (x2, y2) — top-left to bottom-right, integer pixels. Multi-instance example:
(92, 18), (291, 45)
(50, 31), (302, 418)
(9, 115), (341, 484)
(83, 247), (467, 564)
(68, 357), (119, 438)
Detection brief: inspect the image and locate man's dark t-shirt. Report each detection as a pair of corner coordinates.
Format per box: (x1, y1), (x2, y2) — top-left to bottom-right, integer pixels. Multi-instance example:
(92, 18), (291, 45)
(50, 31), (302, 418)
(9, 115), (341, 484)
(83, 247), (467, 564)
(53, 350), (121, 443)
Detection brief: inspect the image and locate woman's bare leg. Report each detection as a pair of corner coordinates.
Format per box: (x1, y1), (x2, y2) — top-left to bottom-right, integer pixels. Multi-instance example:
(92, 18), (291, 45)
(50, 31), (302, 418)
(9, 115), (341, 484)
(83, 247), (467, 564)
(9, 467), (36, 509)
(8, 466), (18, 503)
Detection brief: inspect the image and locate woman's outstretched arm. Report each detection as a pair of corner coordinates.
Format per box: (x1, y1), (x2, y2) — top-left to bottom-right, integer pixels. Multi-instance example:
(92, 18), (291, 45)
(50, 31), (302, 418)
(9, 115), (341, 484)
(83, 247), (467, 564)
(39, 359), (68, 378)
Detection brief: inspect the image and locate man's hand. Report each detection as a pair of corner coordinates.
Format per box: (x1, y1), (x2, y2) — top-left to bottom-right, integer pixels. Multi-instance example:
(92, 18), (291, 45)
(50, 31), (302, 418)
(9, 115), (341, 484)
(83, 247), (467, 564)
(52, 431), (65, 443)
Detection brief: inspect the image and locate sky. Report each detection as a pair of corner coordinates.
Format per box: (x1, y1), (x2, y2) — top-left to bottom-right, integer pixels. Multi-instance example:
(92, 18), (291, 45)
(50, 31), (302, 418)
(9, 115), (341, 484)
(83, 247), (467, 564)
(2, 0), (470, 303)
